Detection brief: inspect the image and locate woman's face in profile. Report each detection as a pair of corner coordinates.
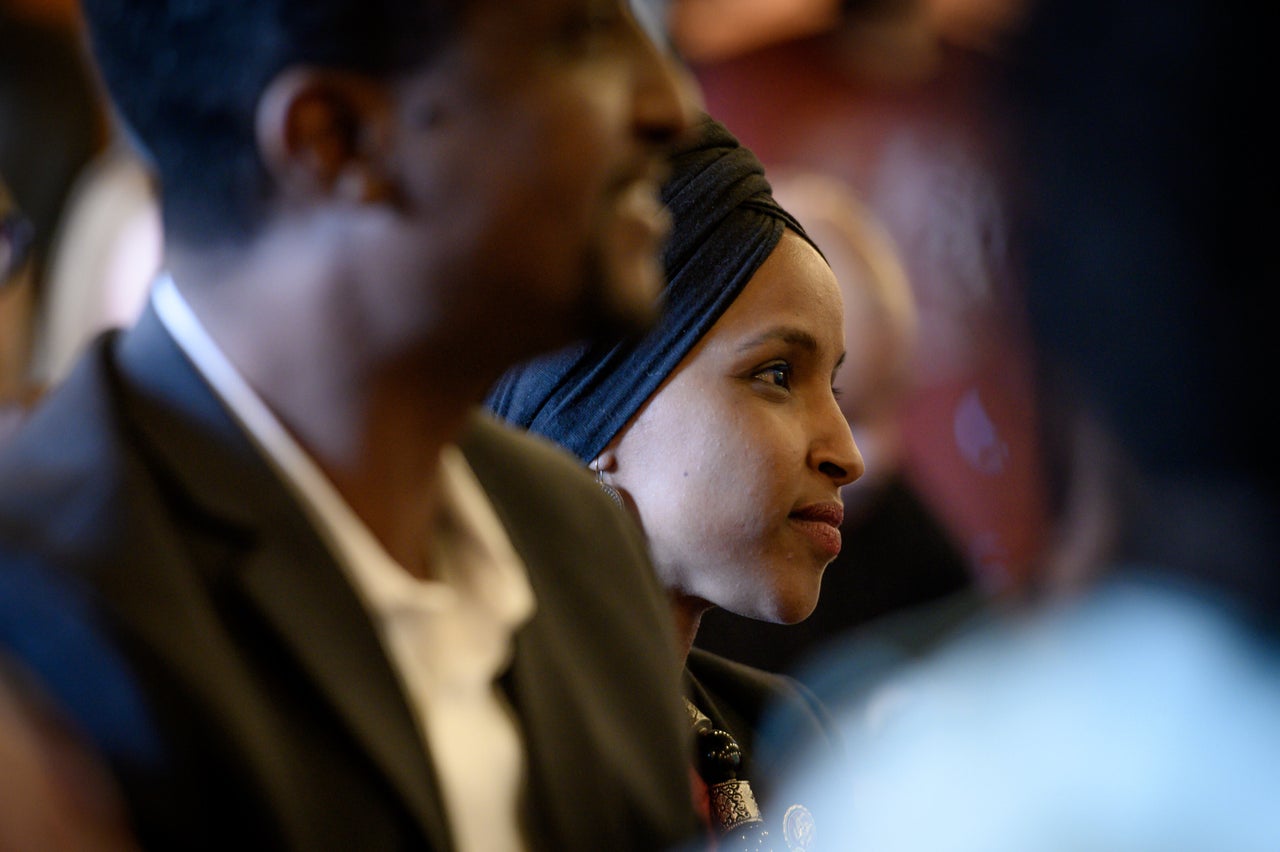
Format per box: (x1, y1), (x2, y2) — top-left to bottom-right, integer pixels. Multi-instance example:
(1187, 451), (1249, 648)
(608, 230), (863, 624)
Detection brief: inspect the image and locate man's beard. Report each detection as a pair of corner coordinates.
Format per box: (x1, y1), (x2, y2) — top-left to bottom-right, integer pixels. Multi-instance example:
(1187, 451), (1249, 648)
(571, 230), (665, 348)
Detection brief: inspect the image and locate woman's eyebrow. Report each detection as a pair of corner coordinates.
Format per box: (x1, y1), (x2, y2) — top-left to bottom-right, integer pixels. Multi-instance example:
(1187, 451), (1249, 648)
(735, 327), (819, 353)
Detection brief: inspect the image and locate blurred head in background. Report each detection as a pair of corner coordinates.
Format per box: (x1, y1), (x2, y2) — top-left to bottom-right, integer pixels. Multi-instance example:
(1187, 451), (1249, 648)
(1, 177), (35, 404)
(0, 5), (106, 399)
(0, 4), (104, 287)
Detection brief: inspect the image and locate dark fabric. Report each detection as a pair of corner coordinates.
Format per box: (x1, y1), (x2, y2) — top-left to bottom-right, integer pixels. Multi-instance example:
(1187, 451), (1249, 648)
(0, 307), (698, 851)
(486, 113), (820, 462)
(1011, 0), (1280, 626)
(684, 647), (836, 812)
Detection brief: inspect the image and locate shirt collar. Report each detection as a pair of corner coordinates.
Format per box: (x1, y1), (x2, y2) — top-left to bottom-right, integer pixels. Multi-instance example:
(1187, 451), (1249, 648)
(149, 272), (533, 630)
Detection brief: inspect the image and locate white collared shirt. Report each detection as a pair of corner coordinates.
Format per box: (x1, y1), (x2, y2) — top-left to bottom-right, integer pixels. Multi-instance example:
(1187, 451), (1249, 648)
(152, 274), (535, 852)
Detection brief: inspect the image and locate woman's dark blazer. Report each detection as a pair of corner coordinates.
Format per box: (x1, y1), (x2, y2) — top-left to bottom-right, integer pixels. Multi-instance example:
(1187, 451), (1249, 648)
(685, 647), (838, 811)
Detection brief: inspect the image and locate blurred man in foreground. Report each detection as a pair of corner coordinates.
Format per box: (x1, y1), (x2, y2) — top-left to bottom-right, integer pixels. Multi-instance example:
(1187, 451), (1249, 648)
(0, 1), (701, 848)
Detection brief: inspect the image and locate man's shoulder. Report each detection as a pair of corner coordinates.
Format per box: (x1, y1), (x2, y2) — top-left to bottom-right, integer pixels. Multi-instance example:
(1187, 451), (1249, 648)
(459, 412), (640, 545)
(460, 411), (594, 483)
(0, 323), (250, 570)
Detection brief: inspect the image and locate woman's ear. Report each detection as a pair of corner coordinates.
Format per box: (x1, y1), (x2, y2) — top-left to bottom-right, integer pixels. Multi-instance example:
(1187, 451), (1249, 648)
(588, 446), (629, 513)
(589, 447), (620, 476)
(256, 66), (398, 206)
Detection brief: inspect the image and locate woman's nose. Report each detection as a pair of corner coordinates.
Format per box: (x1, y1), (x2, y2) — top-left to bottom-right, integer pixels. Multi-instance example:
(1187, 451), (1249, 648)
(813, 396), (864, 487)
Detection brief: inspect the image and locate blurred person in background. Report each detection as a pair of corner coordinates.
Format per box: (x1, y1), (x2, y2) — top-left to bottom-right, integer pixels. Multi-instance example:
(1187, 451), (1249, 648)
(2, 175), (38, 441)
(0, 3), (106, 410)
(2, 1), (162, 394)
(28, 140), (161, 388)
(0, 1), (706, 850)
(0, 3), (103, 291)
(772, 0), (1280, 847)
(489, 114), (861, 847)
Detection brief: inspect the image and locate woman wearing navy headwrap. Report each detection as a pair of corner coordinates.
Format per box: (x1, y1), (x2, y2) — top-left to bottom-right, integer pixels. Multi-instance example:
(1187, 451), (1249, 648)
(487, 115), (862, 848)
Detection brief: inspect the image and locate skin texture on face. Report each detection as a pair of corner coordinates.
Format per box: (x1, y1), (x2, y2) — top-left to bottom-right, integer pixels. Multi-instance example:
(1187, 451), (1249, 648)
(182, 0), (696, 568)
(607, 230), (863, 628)
(770, 173), (917, 497)
(338, 0), (697, 384)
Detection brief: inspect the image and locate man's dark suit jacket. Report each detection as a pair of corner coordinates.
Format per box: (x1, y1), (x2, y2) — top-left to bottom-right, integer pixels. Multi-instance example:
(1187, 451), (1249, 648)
(0, 306), (698, 851)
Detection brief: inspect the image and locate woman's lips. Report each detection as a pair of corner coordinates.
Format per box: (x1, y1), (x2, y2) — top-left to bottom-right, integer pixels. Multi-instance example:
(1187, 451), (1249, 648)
(789, 502), (844, 558)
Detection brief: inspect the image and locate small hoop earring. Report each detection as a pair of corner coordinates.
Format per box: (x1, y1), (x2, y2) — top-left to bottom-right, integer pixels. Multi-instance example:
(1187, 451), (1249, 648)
(595, 465), (625, 511)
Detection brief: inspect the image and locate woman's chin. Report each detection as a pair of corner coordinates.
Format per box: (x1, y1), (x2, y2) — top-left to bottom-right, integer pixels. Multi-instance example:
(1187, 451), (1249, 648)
(742, 590), (821, 626)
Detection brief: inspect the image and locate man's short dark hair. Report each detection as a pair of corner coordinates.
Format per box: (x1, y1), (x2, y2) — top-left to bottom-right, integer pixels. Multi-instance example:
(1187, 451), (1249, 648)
(80, 0), (461, 243)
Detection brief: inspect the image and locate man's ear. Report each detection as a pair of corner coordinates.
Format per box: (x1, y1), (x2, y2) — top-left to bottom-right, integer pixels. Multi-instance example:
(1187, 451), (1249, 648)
(256, 67), (398, 205)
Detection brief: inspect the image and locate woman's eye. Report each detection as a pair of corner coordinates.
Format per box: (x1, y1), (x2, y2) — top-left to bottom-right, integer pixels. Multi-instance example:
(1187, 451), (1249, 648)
(754, 362), (792, 390)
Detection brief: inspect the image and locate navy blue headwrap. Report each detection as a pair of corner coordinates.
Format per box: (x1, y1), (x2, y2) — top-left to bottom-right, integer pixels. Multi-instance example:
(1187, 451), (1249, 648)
(485, 114), (821, 462)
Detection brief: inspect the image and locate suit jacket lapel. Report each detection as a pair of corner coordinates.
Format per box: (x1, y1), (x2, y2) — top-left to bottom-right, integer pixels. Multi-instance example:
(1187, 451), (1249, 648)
(500, 606), (599, 852)
(114, 305), (454, 850)
(235, 539), (455, 852)
(465, 417), (696, 851)
(463, 426), (598, 850)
